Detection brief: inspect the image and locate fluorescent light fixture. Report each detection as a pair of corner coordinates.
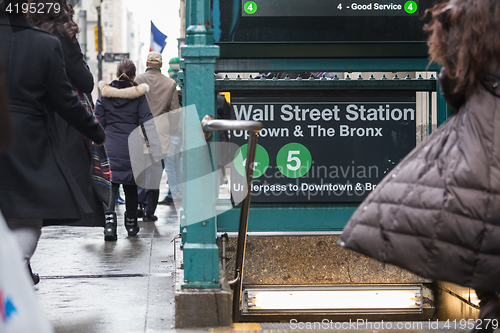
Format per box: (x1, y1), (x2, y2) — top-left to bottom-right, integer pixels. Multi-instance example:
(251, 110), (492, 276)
(242, 285), (423, 314)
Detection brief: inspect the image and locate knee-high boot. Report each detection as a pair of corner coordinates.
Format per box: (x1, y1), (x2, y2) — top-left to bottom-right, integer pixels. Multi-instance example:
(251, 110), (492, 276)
(124, 212), (139, 236)
(104, 212), (118, 241)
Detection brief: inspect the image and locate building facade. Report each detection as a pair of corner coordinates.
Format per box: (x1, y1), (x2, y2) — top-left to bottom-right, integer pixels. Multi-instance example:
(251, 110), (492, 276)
(71, 0), (141, 98)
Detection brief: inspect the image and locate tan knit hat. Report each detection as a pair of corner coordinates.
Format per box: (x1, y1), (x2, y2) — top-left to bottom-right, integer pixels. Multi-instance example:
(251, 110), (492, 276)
(147, 52), (162, 66)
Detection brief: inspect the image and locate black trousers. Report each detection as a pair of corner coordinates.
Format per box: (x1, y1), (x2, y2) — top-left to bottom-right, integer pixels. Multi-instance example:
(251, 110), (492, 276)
(108, 183), (138, 217)
(137, 160), (164, 215)
(138, 187), (159, 215)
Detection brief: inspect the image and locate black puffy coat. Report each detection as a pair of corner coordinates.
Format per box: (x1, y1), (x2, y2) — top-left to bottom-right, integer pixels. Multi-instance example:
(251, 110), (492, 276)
(339, 69), (500, 292)
(0, 14), (105, 223)
(95, 80), (160, 185)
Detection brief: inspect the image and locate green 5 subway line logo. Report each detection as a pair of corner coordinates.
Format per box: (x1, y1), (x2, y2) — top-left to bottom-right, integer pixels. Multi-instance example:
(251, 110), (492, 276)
(276, 143), (312, 178)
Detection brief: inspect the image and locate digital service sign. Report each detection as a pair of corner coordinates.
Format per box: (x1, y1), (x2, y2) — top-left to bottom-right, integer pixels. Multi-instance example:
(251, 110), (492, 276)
(212, 0), (435, 58)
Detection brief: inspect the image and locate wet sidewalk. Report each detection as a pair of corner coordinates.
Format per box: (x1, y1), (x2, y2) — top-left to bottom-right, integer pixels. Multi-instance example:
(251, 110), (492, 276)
(31, 200), (483, 333)
(29, 181), (492, 333)
(31, 182), (193, 333)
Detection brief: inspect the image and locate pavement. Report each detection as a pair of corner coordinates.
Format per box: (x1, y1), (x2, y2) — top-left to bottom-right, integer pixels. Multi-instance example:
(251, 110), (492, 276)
(29, 179), (496, 333)
(30, 198), (483, 333)
(31, 179), (205, 333)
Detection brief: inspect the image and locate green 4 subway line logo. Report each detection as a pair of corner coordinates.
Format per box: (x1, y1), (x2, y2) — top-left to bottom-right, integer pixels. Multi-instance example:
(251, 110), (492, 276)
(404, 1), (417, 14)
(234, 143), (312, 178)
(243, 1), (257, 14)
(234, 144), (269, 178)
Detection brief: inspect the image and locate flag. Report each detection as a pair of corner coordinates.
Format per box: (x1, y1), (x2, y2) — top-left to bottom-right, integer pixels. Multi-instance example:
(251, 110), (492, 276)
(150, 21), (167, 53)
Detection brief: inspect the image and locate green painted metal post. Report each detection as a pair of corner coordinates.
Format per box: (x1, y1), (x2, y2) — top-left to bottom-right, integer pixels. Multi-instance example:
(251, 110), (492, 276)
(181, 0), (220, 288)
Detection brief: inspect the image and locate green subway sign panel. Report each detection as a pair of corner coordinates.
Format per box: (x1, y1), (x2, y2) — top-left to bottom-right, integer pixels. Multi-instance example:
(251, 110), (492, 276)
(230, 91), (416, 203)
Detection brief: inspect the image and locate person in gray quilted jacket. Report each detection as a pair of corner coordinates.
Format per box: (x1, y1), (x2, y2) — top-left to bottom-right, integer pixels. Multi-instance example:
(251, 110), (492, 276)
(339, 1), (500, 332)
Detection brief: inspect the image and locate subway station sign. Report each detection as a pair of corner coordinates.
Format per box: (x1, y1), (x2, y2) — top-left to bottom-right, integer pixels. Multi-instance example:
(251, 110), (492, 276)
(230, 91), (416, 203)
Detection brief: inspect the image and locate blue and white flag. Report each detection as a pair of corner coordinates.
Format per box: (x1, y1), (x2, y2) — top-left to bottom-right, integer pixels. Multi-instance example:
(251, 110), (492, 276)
(150, 21), (167, 53)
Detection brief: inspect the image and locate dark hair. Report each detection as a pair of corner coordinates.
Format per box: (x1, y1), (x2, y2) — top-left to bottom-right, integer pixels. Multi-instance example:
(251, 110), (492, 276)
(27, 0), (79, 42)
(116, 59), (137, 86)
(0, 60), (12, 153)
(424, 0), (500, 96)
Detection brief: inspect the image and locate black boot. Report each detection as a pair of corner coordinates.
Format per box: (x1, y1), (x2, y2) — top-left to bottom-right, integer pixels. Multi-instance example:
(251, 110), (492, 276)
(124, 212), (139, 236)
(104, 212), (118, 241)
(27, 261), (40, 285)
(137, 204), (144, 218)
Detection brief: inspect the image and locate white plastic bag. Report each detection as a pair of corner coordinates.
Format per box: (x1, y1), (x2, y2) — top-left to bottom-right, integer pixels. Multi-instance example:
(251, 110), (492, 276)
(0, 211), (54, 333)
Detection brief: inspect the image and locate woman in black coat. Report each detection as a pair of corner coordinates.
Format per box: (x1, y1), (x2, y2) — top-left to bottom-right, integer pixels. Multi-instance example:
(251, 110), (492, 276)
(95, 59), (160, 241)
(0, 2), (105, 280)
(27, 0), (106, 228)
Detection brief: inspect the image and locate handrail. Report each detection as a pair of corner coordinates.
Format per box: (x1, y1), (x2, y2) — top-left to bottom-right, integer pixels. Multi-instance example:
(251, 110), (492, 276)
(201, 117), (262, 323)
(202, 118), (263, 134)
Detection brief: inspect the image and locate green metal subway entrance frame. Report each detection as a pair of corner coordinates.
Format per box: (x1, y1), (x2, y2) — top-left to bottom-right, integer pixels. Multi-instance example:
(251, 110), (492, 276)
(180, 0), (450, 290)
(181, 0), (220, 289)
